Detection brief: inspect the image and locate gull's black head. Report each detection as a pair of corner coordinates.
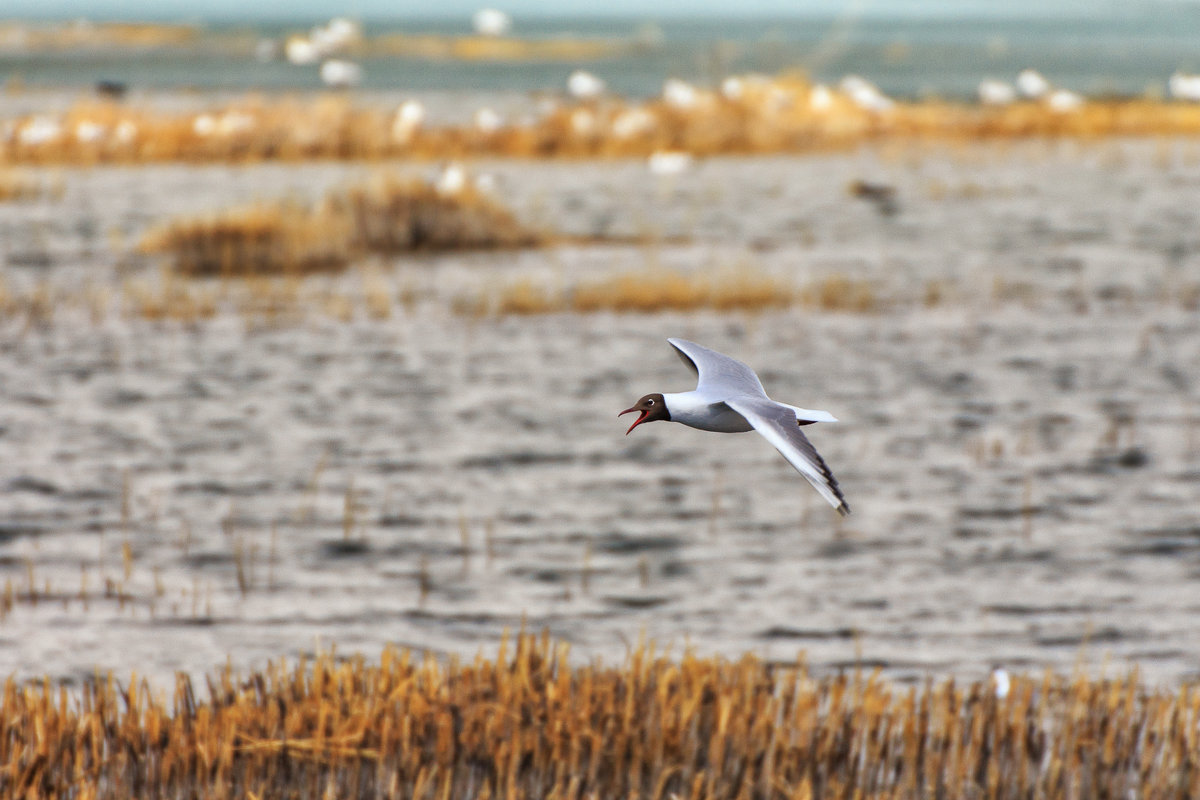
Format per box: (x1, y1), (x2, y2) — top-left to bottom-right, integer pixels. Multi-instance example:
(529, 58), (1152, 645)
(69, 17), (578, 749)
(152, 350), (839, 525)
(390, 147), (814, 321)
(618, 393), (670, 435)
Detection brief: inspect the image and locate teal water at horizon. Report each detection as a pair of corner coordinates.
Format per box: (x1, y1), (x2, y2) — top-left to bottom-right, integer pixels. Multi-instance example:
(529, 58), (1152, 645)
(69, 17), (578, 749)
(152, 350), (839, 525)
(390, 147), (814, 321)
(4, 12), (1200, 100)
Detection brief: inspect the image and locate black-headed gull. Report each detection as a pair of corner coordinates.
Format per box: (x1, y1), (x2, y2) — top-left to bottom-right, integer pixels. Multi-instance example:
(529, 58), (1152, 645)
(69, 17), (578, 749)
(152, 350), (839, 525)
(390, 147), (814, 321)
(620, 338), (850, 516)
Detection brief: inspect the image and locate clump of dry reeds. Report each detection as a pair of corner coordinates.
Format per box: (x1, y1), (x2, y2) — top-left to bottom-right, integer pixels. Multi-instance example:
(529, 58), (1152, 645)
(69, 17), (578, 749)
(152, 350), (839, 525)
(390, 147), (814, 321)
(334, 174), (541, 253)
(139, 203), (353, 276)
(0, 631), (1196, 799)
(139, 173), (542, 276)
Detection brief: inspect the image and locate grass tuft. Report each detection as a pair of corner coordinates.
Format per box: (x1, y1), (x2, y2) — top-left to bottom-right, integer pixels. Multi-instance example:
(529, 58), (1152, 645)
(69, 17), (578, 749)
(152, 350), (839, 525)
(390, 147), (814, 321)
(334, 174), (542, 253)
(139, 203), (353, 277)
(140, 173), (542, 277)
(487, 266), (863, 315)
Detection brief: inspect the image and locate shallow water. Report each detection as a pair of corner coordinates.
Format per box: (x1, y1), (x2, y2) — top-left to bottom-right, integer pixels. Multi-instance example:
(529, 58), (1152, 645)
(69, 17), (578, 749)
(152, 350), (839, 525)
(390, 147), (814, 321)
(7, 11), (1200, 99)
(1, 140), (1199, 689)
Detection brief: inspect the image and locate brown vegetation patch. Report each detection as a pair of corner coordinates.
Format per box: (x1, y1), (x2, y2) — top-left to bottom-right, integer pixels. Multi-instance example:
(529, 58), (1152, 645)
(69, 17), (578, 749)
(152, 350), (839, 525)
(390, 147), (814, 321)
(335, 175), (541, 253)
(797, 275), (877, 312)
(139, 174), (543, 276)
(139, 203), (353, 277)
(0, 632), (1195, 799)
(485, 267), (876, 315)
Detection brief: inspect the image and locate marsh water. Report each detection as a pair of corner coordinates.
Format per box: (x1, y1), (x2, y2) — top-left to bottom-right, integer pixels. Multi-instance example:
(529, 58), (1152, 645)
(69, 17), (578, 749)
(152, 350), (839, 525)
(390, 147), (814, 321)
(1, 138), (1200, 689)
(9, 9), (1200, 99)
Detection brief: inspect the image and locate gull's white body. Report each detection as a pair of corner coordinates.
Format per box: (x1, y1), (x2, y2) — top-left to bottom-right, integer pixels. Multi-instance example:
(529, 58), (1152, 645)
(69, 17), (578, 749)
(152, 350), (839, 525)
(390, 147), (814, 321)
(659, 338), (848, 515)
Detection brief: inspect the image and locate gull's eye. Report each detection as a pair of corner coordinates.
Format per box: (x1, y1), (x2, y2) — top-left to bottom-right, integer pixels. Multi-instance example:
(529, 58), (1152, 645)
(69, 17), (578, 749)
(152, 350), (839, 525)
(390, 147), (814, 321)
(646, 398), (655, 406)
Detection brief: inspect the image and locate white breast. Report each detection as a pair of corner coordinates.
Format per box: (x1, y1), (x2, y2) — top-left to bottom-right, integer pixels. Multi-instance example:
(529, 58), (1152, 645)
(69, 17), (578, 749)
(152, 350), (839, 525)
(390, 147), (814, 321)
(663, 392), (754, 433)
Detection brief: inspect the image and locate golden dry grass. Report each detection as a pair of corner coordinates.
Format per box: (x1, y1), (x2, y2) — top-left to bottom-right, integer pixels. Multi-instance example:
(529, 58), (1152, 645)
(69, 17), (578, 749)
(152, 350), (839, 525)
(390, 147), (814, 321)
(139, 174), (542, 277)
(335, 175), (542, 254)
(796, 275), (878, 313)
(139, 203), (354, 277)
(486, 267), (875, 315)
(0, 631), (1196, 799)
(5, 77), (1200, 166)
(367, 32), (627, 61)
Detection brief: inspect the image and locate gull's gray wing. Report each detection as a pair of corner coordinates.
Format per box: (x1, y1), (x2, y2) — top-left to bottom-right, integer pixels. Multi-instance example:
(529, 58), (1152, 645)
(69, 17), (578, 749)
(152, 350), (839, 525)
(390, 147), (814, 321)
(667, 338), (767, 400)
(725, 395), (850, 516)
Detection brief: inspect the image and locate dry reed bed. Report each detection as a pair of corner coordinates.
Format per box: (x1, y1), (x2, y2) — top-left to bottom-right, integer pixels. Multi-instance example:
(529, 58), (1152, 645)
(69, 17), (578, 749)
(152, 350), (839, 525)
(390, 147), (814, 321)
(486, 270), (877, 316)
(0, 632), (1195, 799)
(7, 82), (1200, 166)
(139, 175), (541, 276)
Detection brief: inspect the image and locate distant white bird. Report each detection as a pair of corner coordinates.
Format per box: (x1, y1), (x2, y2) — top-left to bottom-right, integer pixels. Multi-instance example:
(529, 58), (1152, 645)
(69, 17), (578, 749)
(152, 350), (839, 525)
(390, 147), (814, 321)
(434, 162), (467, 196)
(663, 78), (699, 109)
(18, 117), (62, 146)
(472, 8), (512, 37)
(991, 667), (1011, 699)
(621, 338), (849, 515)
(285, 36), (319, 65)
(647, 150), (692, 175)
(392, 100), (425, 142)
(74, 120), (105, 143)
(193, 114), (216, 137)
(322, 18), (360, 51)
(611, 107), (655, 139)
(1016, 69), (1051, 99)
(304, 17), (360, 58)
(1046, 88), (1084, 112)
(839, 75), (894, 112)
(809, 84), (834, 111)
(567, 69), (605, 100)
(977, 79), (1016, 106)
(1169, 71), (1200, 101)
(473, 107), (503, 133)
(320, 59), (362, 88)
(720, 74), (777, 105)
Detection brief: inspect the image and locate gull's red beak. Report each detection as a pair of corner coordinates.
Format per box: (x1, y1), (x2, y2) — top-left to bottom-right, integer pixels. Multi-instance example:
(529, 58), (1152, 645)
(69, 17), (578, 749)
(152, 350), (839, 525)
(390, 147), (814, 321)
(619, 406), (648, 435)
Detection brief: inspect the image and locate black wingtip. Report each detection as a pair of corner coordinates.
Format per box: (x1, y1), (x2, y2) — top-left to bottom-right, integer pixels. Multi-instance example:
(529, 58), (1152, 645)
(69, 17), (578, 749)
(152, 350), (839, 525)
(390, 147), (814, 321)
(836, 502), (851, 517)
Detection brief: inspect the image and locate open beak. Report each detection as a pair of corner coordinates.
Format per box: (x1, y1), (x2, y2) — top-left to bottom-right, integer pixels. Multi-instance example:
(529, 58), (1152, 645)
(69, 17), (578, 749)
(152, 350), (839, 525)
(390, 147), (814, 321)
(619, 406), (648, 435)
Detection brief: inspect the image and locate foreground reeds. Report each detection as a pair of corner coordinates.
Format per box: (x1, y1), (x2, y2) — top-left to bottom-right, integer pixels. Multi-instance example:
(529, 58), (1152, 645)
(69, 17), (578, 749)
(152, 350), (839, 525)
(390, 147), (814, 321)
(0, 631), (1195, 799)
